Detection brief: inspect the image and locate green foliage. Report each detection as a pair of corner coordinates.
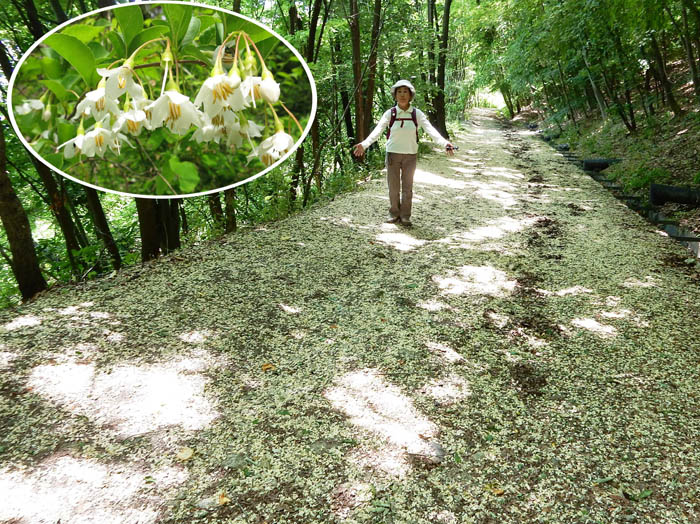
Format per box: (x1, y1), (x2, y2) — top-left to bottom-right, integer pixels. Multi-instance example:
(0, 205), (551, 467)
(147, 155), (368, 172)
(626, 166), (671, 190)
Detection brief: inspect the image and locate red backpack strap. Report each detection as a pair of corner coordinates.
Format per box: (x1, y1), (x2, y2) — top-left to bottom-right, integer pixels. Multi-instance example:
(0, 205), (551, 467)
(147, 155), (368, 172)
(386, 106), (397, 140)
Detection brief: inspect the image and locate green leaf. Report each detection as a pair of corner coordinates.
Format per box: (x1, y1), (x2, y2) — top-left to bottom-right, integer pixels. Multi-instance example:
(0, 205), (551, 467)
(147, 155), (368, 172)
(127, 25), (169, 55)
(40, 57), (63, 80)
(107, 31), (126, 59)
(39, 79), (69, 102)
(56, 122), (75, 144)
(87, 42), (109, 61)
(592, 476), (614, 485)
(180, 44), (211, 67)
(181, 16), (201, 49)
(169, 157), (200, 193)
(44, 34), (97, 88)
(44, 153), (64, 170)
(636, 489), (653, 500)
(114, 5), (144, 51)
(163, 4), (193, 50)
(60, 24), (103, 44)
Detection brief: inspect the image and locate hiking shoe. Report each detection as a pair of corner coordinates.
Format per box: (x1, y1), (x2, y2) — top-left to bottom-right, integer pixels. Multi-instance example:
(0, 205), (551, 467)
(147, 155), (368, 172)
(386, 216), (400, 224)
(400, 218), (413, 227)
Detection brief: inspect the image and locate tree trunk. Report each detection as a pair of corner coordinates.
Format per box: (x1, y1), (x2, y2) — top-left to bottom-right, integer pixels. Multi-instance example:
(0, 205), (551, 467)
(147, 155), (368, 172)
(348, 0), (364, 145)
(332, 36), (355, 143)
(84, 187), (121, 270)
(649, 32), (684, 117)
(135, 198), (160, 262)
(361, 0), (382, 139)
(432, 0), (452, 138)
(159, 199), (180, 253)
(208, 193), (224, 228)
(32, 159), (82, 274)
(680, 3), (700, 100)
(557, 60), (577, 127)
(581, 47), (607, 119)
(19, 0), (46, 41)
(224, 188), (237, 233)
(48, 0), (67, 23)
(0, 122), (47, 300)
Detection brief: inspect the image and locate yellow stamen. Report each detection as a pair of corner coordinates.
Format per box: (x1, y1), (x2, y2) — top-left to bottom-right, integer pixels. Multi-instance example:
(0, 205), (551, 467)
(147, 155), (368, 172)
(212, 114), (225, 126)
(95, 134), (104, 148)
(96, 97), (105, 112)
(168, 101), (181, 122)
(127, 119), (140, 133)
(118, 74), (126, 90)
(213, 82), (234, 103)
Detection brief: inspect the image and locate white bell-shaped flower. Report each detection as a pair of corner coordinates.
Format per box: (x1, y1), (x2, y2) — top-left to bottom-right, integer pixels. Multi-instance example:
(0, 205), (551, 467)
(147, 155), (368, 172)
(258, 68), (280, 104)
(194, 73), (238, 117)
(15, 98), (44, 115)
(259, 130), (294, 166)
(81, 123), (114, 158)
(113, 108), (148, 136)
(148, 91), (201, 135)
(57, 132), (85, 159)
(74, 81), (121, 121)
(193, 114), (225, 143)
(97, 61), (142, 100)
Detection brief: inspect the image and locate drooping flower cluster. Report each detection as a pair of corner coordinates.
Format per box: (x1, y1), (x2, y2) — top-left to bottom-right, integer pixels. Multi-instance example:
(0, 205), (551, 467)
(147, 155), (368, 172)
(16, 31), (299, 172)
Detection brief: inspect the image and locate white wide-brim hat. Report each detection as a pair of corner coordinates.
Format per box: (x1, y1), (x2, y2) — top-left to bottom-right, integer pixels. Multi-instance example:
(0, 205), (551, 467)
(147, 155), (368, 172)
(391, 80), (416, 98)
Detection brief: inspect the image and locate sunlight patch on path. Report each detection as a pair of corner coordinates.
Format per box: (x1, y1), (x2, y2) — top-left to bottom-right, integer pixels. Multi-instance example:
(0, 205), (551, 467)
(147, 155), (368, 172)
(3, 314), (41, 331)
(28, 356), (218, 438)
(324, 369), (444, 478)
(426, 341), (464, 363)
(0, 453), (186, 524)
(375, 226), (426, 251)
(434, 265), (516, 296)
(437, 216), (537, 247)
(419, 373), (471, 406)
(414, 168), (467, 189)
(571, 318), (618, 338)
(0, 350), (16, 369)
(622, 277), (658, 288)
(467, 180), (518, 208)
(179, 330), (213, 344)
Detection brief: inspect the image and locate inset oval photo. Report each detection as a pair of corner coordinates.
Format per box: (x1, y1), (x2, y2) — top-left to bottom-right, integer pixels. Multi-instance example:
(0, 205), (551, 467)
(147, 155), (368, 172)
(9, 2), (316, 198)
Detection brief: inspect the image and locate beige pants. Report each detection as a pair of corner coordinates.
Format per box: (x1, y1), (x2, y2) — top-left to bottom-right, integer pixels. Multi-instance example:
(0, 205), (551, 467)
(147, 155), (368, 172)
(386, 153), (417, 219)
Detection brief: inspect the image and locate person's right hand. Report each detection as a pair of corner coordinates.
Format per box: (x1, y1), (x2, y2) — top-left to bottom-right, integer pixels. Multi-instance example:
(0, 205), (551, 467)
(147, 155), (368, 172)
(353, 143), (365, 157)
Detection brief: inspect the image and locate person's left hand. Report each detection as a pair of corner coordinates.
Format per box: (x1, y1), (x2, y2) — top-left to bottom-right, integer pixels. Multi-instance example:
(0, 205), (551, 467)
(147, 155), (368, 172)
(445, 143), (455, 156)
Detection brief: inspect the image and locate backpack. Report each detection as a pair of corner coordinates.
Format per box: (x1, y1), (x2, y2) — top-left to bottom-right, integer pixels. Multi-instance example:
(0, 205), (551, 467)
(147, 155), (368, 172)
(386, 106), (419, 142)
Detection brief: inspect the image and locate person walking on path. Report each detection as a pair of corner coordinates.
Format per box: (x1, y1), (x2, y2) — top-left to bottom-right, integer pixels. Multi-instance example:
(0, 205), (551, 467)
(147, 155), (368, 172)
(353, 79), (454, 226)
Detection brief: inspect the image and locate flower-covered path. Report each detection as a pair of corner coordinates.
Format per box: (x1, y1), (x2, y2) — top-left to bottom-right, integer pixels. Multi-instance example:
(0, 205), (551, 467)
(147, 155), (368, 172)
(2, 109), (700, 523)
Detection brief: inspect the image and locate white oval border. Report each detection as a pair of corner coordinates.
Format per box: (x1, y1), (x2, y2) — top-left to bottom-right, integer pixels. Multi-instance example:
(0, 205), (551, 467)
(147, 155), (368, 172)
(7, 1), (317, 200)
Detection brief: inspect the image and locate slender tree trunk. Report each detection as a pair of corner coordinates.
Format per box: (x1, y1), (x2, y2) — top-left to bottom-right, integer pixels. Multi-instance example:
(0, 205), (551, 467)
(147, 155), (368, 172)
(208, 193), (224, 228)
(557, 60), (577, 126)
(361, 0), (382, 139)
(649, 32), (684, 117)
(582, 47), (607, 119)
(680, 4), (700, 99)
(224, 188), (237, 233)
(32, 159), (82, 274)
(84, 187), (121, 270)
(348, 0), (364, 144)
(159, 199), (180, 253)
(331, 37), (354, 142)
(0, 122), (47, 300)
(19, 0), (46, 41)
(432, 0), (452, 138)
(135, 198), (160, 262)
(48, 0), (67, 23)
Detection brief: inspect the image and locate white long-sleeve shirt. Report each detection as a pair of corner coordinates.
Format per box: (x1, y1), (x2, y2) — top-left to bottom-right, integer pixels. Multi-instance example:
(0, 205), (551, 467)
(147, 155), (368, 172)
(360, 104), (449, 154)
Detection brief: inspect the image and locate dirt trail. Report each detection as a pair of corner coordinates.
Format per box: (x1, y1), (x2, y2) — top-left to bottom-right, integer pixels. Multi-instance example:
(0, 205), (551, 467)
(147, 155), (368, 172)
(2, 108), (700, 523)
